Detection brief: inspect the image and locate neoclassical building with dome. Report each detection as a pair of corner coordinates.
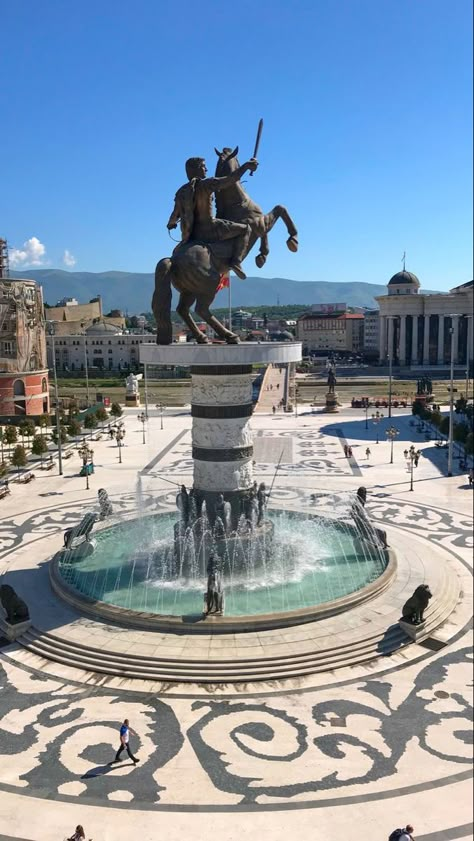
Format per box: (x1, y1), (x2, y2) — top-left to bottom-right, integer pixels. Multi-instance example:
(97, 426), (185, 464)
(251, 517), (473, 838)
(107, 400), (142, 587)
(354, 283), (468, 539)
(376, 271), (473, 370)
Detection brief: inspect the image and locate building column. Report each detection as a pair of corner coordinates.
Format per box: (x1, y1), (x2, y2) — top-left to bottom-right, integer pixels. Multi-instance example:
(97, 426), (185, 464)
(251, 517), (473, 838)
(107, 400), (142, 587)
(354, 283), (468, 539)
(411, 315), (419, 365)
(437, 315), (445, 365)
(399, 316), (407, 365)
(387, 316), (394, 362)
(452, 315), (459, 363)
(467, 316), (473, 372)
(423, 315), (430, 365)
(379, 316), (386, 361)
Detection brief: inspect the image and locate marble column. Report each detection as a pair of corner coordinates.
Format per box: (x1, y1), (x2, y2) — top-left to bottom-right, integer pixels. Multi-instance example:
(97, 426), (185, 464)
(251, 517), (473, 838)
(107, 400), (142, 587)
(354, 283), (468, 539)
(399, 315), (407, 365)
(387, 316), (394, 362)
(452, 315), (459, 364)
(412, 315), (419, 365)
(379, 316), (386, 361)
(437, 315), (445, 365)
(423, 315), (430, 365)
(467, 316), (473, 371)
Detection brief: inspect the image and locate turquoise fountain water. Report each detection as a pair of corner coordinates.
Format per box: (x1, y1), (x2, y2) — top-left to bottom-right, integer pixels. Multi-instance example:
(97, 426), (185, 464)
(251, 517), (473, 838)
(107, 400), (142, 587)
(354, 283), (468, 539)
(58, 495), (388, 618)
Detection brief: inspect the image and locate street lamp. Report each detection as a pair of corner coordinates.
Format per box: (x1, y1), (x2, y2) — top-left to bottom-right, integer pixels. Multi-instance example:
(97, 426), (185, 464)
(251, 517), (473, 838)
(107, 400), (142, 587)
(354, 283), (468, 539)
(386, 315), (396, 419)
(143, 362), (149, 420)
(137, 412), (147, 444)
(371, 411), (384, 444)
(156, 403), (165, 430)
(363, 398), (370, 430)
(115, 427), (125, 463)
(447, 317), (460, 477)
(408, 445), (421, 491)
(47, 322), (63, 476)
(386, 425), (399, 464)
(78, 442), (94, 490)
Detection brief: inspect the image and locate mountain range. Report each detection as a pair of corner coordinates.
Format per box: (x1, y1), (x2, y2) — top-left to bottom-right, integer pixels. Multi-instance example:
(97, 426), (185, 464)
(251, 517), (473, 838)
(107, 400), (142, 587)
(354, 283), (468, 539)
(11, 269), (391, 313)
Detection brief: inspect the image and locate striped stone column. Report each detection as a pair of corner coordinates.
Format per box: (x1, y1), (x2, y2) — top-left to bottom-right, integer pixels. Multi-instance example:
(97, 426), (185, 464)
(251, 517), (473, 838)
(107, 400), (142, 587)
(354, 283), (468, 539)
(190, 365), (254, 521)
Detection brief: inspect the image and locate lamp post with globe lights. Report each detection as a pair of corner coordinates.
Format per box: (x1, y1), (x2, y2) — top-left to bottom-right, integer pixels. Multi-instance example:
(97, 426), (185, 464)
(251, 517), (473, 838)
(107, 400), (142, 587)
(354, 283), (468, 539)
(78, 442), (94, 491)
(371, 411), (384, 444)
(386, 425), (399, 465)
(138, 412), (147, 444)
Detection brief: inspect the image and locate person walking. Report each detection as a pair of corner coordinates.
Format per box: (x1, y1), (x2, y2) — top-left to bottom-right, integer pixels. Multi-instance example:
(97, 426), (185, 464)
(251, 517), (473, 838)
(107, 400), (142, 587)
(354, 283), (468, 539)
(365, 447), (371, 459)
(468, 467), (473, 487)
(272, 405), (276, 415)
(347, 446), (353, 458)
(343, 444), (348, 457)
(114, 719), (140, 764)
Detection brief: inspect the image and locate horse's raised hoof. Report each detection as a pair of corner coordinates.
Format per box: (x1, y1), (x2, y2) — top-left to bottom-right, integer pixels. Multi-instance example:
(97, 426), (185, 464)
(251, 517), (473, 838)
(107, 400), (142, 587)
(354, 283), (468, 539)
(255, 253), (266, 268)
(226, 334), (240, 344)
(287, 236), (298, 253)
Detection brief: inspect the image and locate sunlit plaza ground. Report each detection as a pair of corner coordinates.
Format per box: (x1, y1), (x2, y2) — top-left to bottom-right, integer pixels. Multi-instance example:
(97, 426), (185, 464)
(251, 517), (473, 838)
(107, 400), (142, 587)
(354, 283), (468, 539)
(0, 400), (472, 841)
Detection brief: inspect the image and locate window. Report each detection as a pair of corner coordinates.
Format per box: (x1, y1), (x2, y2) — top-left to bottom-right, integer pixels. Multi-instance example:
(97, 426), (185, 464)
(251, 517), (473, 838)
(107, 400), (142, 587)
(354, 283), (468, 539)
(2, 341), (14, 356)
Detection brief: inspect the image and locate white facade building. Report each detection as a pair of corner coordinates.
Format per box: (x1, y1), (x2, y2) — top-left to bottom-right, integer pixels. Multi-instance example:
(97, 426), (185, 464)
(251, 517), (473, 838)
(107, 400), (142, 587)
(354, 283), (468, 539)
(45, 322), (154, 373)
(376, 272), (473, 369)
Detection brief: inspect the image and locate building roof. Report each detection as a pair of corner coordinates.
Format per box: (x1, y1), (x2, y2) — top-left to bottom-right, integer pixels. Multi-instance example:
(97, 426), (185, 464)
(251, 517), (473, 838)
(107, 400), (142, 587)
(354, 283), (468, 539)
(388, 270), (420, 286)
(85, 321), (121, 335)
(450, 279), (473, 293)
(297, 312), (364, 321)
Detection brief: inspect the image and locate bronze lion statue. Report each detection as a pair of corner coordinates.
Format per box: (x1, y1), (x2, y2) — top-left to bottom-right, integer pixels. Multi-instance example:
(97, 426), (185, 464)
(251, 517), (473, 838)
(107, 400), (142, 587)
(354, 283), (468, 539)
(0, 584), (30, 624)
(401, 584), (432, 625)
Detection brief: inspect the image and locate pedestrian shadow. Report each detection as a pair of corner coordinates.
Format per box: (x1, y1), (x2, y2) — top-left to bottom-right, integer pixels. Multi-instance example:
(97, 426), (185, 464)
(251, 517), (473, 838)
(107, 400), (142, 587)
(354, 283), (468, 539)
(81, 761), (135, 779)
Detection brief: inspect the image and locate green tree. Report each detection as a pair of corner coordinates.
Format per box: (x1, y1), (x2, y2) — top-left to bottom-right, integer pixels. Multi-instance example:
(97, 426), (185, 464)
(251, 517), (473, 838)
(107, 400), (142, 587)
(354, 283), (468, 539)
(51, 426), (69, 445)
(455, 397), (467, 415)
(95, 406), (108, 423)
(67, 418), (82, 437)
(4, 426), (18, 455)
(465, 432), (473, 455)
(84, 413), (98, 436)
(67, 400), (79, 419)
(39, 414), (51, 440)
(453, 423), (469, 444)
(430, 410), (442, 428)
(0, 461), (8, 478)
(439, 417), (450, 436)
(11, 445), (27, 475)
(32, 435), (49, 464)
(110, 402), (123, 418)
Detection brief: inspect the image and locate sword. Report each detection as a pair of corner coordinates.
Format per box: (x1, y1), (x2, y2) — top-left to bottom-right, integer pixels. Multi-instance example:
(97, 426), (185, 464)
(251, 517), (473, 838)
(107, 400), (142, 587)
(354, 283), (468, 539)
(250, 117), (263, 176)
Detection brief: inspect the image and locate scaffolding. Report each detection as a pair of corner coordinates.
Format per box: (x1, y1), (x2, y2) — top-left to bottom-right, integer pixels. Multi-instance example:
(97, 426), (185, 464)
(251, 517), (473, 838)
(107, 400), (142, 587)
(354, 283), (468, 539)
(0, 238), (9, 279)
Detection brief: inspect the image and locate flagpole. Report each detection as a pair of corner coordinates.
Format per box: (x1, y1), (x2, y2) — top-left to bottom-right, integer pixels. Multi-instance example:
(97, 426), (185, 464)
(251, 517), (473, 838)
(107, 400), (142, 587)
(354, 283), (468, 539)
(228, 275), (232, 332)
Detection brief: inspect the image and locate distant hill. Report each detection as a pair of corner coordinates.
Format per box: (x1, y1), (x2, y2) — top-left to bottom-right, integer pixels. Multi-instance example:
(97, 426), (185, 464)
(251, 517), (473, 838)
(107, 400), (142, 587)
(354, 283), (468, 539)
(10, 269), (389, 313)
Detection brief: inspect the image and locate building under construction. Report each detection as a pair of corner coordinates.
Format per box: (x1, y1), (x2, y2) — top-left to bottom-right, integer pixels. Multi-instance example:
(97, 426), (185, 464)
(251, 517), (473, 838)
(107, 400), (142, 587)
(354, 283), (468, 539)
(0, 238), (49, 420)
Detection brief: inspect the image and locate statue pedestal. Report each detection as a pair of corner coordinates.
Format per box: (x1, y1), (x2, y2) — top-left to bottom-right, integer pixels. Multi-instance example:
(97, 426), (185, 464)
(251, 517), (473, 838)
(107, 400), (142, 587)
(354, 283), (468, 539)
(140, 342), (302, 549)
(125, 393), (140, 407)
(324, 391), (339, 413)
(0, 617), (32, 642)
(399, 619), (426, 641)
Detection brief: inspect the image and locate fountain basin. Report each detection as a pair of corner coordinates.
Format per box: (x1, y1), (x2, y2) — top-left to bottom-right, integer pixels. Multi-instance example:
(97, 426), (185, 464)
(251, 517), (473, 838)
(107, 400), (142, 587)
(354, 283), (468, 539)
(51, 509), (396, 633)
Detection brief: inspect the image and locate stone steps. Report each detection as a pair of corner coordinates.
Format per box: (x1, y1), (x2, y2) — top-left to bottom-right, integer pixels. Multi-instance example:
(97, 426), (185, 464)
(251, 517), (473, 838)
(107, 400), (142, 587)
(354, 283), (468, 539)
(17, 568), (458, 682)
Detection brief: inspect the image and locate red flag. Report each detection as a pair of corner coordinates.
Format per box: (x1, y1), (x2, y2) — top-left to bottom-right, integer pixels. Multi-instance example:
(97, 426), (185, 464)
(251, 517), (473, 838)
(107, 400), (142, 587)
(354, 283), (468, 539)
(217, 272), (230, 292)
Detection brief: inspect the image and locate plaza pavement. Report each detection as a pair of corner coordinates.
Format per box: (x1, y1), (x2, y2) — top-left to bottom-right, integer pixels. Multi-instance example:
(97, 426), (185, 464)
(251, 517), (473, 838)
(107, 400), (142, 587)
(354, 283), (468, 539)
(0, 402), (472, 841)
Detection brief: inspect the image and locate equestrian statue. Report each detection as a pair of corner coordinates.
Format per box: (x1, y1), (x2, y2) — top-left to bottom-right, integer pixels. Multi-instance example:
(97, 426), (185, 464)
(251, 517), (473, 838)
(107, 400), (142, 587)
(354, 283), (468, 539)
(152, 121), (298, 344)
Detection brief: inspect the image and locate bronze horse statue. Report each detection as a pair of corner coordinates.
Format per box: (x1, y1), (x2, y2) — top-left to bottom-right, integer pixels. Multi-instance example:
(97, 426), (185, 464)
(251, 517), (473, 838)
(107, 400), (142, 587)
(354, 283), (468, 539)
(152, 147), (298, 344)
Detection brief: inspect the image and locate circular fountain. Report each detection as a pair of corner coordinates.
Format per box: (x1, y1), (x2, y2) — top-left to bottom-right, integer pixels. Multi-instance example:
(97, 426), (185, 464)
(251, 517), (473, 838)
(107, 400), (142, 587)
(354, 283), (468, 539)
(51, 343), (395, 633)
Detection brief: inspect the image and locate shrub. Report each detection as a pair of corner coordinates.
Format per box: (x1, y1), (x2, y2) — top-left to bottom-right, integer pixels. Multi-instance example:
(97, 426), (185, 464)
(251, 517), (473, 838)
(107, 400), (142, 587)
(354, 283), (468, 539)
(39, 413), (51, 428)
(430, 410), (442, 428)
(4, 426), (18, 448)
(95, 407), (108, 423)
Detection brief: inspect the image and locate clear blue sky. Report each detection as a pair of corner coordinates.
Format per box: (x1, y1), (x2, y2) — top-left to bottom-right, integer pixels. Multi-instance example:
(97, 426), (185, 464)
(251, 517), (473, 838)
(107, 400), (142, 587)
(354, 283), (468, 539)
(1, 0), (472, 291)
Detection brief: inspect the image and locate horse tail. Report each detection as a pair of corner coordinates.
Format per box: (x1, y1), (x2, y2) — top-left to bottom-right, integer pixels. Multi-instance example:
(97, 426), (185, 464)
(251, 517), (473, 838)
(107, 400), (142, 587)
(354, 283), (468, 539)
(152, 258), (173, 344)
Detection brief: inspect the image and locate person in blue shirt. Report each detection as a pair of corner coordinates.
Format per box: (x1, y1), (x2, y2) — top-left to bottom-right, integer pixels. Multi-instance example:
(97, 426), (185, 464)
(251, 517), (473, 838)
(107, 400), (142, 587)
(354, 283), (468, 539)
(114, 718), (140, 764)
